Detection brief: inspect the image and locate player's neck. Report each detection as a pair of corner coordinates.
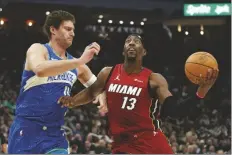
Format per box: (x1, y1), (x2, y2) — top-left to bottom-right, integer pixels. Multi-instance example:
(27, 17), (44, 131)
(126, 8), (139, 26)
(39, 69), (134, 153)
(48, 41), (66, 58)
(123, 61), (143, 74)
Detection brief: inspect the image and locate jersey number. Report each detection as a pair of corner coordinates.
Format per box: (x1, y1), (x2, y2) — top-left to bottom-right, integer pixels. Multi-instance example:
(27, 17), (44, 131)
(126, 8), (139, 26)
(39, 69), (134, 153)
(121, 97), (137, 110)
(64, 86), (71, 96)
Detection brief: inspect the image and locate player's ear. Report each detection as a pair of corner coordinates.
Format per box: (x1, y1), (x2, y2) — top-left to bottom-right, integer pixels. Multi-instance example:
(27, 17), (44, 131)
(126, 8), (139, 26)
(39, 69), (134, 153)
(122, 48), (126, 56)
(50, 26), (56, 35)
(143, 48), (147, 56)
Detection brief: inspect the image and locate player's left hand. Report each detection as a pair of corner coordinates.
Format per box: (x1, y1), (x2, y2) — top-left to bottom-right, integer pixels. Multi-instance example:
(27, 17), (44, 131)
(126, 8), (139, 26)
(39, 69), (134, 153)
(199, 69), (219, 88)
(197, 68), (219, 98)
(92, 92), (108, 113)
(58, 96), (75, 108)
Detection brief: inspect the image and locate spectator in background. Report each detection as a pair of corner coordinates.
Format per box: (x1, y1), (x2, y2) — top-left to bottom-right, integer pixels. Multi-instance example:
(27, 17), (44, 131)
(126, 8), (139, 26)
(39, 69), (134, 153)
(0, 132), (7, 153)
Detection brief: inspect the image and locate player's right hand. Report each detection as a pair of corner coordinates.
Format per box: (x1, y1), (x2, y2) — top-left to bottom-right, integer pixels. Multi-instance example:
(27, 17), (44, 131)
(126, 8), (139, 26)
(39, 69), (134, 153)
(79, 42), (100, 64)
(92, 92), (108, 113)
(58, 96), (75, 108)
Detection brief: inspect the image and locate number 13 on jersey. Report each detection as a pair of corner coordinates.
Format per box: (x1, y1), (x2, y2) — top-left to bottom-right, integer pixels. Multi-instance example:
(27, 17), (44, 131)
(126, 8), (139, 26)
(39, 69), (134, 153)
(121, 97), (137, 110)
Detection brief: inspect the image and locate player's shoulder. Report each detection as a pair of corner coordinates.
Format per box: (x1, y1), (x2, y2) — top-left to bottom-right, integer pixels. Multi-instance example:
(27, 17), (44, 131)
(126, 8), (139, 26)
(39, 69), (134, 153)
(28, 43), (46, 50)
(96, 66), (113, 79)
(27, 43), (47, 55)
(150, 72), (168, 86)
(100, 66), (113, 75)
(150, 72), (163, 78)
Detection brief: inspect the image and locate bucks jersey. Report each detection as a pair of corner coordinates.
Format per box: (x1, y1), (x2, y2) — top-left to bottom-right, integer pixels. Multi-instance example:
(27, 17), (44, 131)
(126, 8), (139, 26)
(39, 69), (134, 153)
(15, 43), (78, 127)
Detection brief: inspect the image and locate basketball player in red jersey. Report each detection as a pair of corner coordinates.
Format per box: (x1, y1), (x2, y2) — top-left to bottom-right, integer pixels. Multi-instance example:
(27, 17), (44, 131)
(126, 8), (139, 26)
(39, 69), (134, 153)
(59, 34), (218, 154)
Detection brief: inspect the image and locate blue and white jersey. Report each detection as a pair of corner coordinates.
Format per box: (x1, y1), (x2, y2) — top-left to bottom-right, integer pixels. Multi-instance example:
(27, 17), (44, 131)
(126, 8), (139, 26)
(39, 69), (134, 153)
(15, 43), (78, 127)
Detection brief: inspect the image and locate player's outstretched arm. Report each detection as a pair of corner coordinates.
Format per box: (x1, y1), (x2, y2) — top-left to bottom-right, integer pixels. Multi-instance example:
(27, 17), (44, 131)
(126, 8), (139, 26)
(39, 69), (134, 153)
(76, 64), (108, 111)
(59, 67), (112, 108)
(26, 42), (100, 77)
(149, 69), (218, 118)
(76, 64), (97, 88)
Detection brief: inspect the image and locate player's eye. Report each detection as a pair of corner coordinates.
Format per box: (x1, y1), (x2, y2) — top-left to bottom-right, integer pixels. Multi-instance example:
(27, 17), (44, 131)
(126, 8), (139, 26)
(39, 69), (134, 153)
(65, 27), (72, 31)
(135, 40), (141, 44)
(126, 39), (130, 42)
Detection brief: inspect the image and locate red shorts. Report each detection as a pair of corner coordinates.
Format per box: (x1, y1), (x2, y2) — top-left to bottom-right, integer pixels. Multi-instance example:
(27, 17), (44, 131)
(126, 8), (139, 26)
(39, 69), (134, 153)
(111, 129), (173, 154)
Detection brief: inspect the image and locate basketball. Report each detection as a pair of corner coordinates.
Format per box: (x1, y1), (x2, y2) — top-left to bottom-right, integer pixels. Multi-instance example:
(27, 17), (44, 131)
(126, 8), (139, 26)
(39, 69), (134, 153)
(185, 52), (218, 84)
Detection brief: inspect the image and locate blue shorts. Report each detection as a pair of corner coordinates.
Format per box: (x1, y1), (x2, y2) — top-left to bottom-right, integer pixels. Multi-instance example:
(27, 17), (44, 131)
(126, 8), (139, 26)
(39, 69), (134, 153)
(8, 117), (68, 154)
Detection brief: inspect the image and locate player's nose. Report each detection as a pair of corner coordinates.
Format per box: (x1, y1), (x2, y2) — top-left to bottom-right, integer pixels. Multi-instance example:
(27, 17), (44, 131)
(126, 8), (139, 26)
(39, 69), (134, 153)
(128, 41), (136, 47)
(70, 31), (75, 37)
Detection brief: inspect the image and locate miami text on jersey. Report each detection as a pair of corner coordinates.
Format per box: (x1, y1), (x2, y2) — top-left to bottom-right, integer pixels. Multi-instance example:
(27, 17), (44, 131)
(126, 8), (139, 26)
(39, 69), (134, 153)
(108, 84), (142, 96)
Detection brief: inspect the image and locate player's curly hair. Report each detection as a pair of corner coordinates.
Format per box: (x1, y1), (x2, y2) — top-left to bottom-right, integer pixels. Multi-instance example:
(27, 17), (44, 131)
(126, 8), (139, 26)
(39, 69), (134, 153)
(43, 10), (75, 39)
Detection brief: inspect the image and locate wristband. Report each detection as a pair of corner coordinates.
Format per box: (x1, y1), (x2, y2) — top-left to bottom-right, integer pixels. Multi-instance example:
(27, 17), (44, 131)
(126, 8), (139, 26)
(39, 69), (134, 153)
(83, 75), (97, 88)
(196, 92), (204, 99)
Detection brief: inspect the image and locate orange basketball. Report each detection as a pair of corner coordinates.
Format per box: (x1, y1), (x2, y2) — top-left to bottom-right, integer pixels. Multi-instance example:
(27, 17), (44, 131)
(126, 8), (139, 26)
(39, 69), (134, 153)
(185, 52), (218, 84)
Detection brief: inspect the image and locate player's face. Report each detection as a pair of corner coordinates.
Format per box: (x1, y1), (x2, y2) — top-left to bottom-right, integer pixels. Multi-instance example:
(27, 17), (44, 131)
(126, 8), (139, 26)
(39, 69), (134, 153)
(123, 35), (146, 62)
(53, 20), (75, 48)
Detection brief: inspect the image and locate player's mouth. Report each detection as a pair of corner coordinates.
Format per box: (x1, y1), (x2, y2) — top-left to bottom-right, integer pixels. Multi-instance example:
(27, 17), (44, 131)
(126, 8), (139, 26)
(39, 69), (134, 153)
(127, 48), (136, 53)
(127, 48), (136, 57)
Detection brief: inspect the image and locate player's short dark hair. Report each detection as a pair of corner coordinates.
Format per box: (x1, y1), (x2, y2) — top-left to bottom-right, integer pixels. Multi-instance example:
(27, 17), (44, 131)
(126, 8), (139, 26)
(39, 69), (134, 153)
(43, 10), (75, 39)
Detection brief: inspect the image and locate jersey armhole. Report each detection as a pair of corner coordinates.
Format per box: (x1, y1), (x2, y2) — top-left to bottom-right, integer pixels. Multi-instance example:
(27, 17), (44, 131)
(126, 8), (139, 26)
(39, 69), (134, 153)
(103, 65), (116, 91)
(43, 43), (52, 60)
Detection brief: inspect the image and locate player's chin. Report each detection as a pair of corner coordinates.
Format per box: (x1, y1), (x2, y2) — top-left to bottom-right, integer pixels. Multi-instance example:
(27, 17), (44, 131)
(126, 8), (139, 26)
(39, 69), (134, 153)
(127, 56), (136, 61)
(66, 41), (72, 47)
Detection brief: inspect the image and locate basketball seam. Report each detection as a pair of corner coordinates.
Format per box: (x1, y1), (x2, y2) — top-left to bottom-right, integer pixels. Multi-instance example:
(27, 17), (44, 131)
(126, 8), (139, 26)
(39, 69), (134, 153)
(185, 62), (215, 69)
(185, 68), (206, 78)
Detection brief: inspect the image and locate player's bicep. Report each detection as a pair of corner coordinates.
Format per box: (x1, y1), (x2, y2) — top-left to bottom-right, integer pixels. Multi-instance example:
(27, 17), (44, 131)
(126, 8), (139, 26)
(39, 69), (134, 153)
(150, 73), (172, 104)
(26, 43), (47, 72)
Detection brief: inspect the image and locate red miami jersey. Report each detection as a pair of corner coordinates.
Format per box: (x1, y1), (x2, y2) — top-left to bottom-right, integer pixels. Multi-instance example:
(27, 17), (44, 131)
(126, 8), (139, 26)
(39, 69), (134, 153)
(105, 64), (161, 136)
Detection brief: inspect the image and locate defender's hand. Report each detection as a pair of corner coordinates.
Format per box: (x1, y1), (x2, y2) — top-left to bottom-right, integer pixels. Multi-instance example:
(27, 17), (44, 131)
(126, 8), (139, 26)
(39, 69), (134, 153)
(197, 69), (219, 98)
(79, 42), (100, 64)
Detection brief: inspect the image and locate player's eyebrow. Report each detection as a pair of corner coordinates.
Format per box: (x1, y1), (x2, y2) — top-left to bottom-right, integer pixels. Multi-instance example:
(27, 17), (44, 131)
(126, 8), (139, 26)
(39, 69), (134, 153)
(64, 26), (75, 31)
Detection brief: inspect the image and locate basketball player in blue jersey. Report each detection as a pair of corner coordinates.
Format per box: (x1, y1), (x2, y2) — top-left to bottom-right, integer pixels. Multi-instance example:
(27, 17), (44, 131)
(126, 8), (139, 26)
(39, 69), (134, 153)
(8, 10), (104, 154)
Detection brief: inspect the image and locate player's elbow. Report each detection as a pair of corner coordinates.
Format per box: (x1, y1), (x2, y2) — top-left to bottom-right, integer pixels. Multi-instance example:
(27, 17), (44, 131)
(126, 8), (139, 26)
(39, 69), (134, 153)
(34, 66), (46, 77)
(160, 96), (179, 119)
(35, 70), (46, 77)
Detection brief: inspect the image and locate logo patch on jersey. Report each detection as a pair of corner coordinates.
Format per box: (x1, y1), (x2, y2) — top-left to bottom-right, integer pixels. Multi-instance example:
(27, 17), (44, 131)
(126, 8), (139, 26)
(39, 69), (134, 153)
(108, 84), (142, 96)
(134, 78), (143, 83)
(114, 75), (120, 81)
